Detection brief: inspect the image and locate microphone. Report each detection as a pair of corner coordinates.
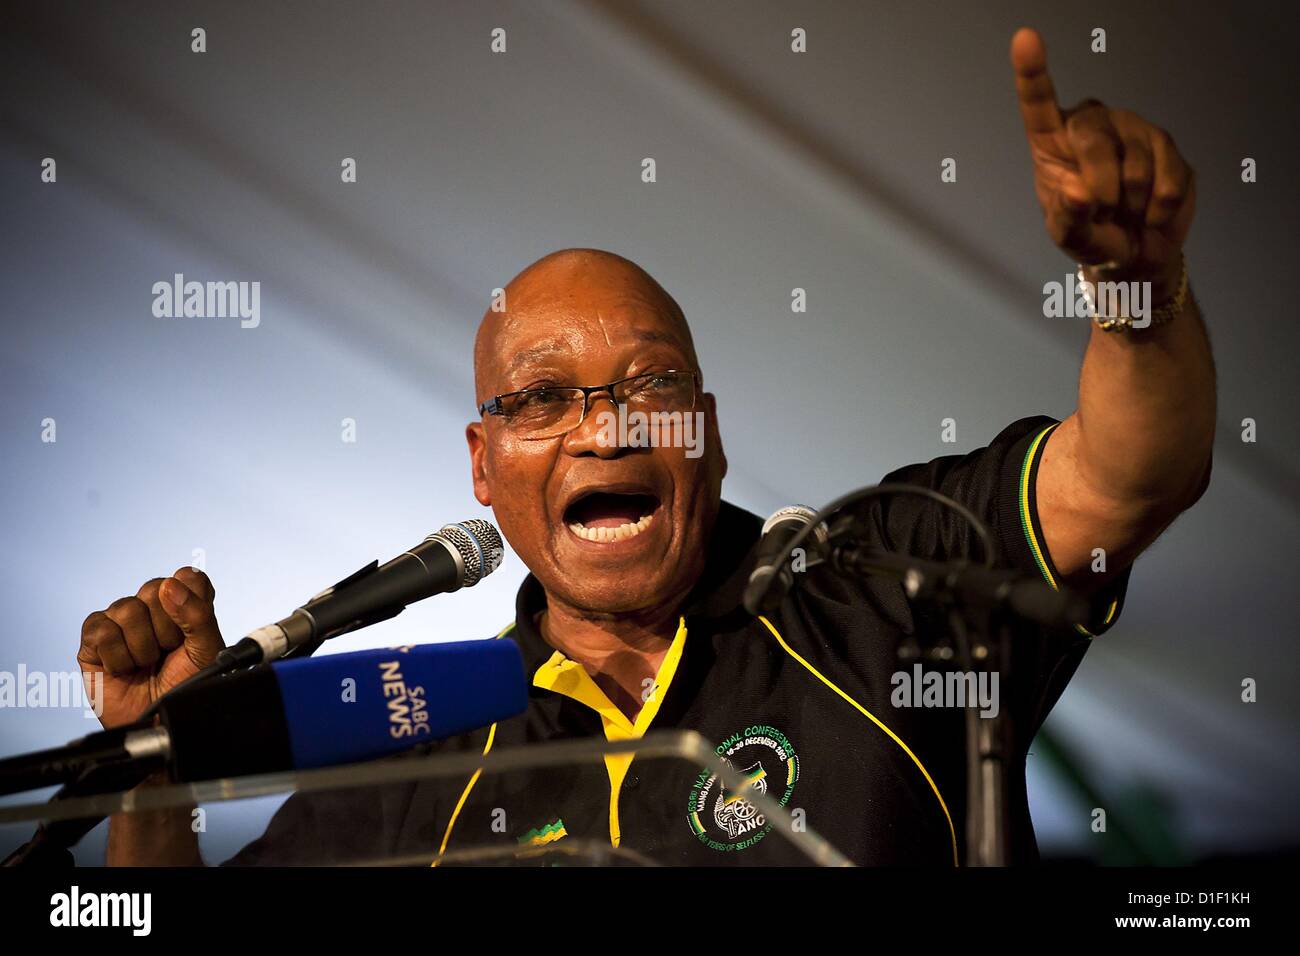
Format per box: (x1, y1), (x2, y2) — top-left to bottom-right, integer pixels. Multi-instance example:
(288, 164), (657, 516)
(219, 519), (505, 669)
(0, 640), (527, 794)
(162, 639), (526, 781)
(743, 505), (828, 615)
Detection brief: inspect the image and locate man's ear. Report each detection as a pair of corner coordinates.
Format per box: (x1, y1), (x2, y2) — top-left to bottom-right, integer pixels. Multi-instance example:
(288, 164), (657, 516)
(704, 392), (727, 480)
(465, 422), (492, 506)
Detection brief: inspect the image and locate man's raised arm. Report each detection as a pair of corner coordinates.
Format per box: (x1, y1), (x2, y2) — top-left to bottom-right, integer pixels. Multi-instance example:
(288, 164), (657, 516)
(1010, 28), (1216, 593)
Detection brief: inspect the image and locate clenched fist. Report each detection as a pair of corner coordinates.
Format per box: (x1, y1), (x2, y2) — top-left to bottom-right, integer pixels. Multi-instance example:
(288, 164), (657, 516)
(1010, 27), (1196, 299)
(77, 568), (225, 729)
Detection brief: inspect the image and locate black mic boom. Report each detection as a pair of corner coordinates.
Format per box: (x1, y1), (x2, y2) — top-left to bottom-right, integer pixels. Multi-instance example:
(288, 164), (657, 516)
(831, 544), (1090, 630)
(742, 501), (1087, 630)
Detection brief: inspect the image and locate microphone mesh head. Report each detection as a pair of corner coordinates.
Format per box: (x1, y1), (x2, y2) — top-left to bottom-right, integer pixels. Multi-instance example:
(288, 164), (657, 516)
(761, 505), (829, 549)
(761, 504), (815, 535)
(437, 519), (505, 587)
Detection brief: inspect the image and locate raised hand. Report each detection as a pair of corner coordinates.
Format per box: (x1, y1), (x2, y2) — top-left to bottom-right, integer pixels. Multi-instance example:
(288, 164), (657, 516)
(1010, 27), (1195, 296)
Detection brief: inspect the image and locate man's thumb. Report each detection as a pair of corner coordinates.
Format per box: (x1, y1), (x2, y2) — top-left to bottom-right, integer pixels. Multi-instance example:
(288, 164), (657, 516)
(158, 577), (223, 662)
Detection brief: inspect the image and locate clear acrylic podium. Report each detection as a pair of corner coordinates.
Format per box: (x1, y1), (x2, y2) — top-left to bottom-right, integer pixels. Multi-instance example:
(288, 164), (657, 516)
(0, 732), (853, 866)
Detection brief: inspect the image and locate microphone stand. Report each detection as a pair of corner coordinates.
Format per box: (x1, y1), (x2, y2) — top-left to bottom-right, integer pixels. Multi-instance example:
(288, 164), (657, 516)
(946, 605), (1014, 867)
(828, 543), (1085, 867)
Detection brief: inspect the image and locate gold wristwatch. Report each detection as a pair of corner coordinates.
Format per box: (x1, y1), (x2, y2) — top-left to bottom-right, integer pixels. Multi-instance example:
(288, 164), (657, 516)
(1077, 257), (1190, 332)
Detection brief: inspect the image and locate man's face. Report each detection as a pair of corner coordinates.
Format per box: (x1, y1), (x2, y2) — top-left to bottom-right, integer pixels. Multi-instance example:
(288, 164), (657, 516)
(467, 256), (726, 617)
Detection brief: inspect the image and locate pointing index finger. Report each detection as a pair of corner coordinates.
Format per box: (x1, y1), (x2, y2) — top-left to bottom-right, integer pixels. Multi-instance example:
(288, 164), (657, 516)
(1011, 27), (1063, 136)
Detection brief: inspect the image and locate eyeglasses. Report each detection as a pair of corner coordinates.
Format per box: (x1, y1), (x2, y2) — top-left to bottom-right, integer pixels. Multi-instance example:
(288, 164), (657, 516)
(478, 369), (700, 440)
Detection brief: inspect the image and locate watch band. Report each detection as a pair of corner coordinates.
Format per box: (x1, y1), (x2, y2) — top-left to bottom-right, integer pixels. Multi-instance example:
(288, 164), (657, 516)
(1077, 257), (1190, 332)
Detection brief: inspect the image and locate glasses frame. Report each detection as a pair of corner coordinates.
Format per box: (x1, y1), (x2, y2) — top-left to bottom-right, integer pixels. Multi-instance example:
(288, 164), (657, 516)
(477, 369), (700, 436)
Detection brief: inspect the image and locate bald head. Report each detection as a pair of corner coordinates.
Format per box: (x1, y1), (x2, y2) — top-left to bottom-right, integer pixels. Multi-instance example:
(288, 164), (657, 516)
(465, 247), (725, 620)
(473, 248), (697, 402)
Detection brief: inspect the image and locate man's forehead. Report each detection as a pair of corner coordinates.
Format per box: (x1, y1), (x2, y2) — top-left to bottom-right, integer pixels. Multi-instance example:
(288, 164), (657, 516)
(475, 250), (697, 394)
(503, 323), (687, 374)
(498, 294), (687, 349)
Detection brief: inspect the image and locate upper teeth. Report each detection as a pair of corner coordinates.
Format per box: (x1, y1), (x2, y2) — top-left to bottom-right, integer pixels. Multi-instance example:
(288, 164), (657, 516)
(570, 513), (654, 543)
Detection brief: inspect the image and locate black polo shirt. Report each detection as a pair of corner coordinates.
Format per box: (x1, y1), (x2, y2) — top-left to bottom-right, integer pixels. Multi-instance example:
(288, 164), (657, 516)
(224, 415), (1127, 867)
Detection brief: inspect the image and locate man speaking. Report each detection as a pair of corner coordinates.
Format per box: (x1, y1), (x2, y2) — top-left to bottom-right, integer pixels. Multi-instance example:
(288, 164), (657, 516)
(80, 30), (1214, 866)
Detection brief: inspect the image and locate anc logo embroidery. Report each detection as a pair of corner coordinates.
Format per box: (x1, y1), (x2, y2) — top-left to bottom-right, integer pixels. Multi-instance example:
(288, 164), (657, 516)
(517, 819), (568, 847)
(687, 724), (799, 851)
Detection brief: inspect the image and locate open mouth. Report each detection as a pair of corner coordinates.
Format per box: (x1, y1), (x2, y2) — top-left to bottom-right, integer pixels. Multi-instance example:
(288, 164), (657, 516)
(563, 491), (661, 544)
